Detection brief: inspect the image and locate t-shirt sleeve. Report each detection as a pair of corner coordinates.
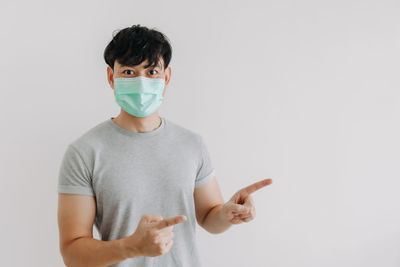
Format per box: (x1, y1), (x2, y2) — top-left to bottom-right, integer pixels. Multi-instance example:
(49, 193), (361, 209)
(195, 135), (216, 188)
(57, 144), (95, 196)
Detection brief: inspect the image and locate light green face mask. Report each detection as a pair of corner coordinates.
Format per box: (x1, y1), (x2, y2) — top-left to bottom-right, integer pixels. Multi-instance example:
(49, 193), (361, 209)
(114, 76), (165, 117)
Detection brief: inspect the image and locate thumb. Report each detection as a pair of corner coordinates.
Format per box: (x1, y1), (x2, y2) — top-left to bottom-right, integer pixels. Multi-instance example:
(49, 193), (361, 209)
(143, 214), (163, 224)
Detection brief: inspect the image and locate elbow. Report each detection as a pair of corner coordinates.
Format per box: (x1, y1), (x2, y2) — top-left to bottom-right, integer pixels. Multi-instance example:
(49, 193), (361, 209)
(205, 228), (224, 235)
(60, 242), (74, 267)
(59, 237), (85, 267)
(59, 247), (72, 267)
(59, 240), (71, 266)
(203, 224), (229, 235)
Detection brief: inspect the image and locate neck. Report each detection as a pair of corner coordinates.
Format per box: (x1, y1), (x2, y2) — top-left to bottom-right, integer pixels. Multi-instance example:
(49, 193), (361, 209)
(112, 109), (162, 133)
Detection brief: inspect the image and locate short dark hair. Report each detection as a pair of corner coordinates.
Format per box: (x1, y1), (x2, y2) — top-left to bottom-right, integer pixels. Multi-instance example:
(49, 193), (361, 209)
(103, 24), (172, 70)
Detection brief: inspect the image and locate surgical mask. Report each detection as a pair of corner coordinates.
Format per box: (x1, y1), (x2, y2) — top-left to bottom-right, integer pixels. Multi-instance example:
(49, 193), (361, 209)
(114, 76), (165, 117)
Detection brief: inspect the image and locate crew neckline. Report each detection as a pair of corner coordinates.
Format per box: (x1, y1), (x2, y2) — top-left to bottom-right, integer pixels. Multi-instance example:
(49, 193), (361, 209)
(107, 116), (166, 138)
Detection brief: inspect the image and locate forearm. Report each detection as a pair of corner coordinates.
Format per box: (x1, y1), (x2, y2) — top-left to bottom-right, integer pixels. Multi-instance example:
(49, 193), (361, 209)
(62, 236), (139, 267)
(202, 204), (232, 234)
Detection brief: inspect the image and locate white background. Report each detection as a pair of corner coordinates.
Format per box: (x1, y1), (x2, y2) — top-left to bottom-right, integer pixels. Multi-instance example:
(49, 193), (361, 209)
(1, 0), (399, 266)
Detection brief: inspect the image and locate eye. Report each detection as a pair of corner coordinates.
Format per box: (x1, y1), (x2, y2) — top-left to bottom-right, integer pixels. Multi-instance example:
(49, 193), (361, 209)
(124, 70), (134, 75)
(149, 69), (158, 75)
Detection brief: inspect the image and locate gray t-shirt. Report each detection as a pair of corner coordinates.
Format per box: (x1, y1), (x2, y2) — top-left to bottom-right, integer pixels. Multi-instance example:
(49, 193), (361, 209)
(57, 116), (216, 267)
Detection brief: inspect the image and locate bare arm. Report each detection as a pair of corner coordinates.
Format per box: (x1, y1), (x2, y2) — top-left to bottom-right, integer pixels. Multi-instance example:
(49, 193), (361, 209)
(57, 193), (140, 267)
(194, 176), (232, 234)
(61, 236), (135, 267)
(199, 203), (232, 234)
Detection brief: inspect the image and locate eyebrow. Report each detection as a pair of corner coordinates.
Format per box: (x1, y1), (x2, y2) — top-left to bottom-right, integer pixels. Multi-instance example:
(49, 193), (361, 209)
(121, 64), (161, 69)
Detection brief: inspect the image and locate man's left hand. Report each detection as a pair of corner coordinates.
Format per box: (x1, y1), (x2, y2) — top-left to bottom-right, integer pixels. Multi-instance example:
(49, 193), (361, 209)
(220, 178), (272, 224)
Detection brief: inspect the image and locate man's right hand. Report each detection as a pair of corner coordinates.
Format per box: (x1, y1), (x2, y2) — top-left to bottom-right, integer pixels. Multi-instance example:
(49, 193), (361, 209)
(122, 214), (187, 258)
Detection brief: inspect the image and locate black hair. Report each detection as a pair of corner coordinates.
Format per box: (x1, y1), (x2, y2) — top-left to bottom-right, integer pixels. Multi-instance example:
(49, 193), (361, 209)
(103, 24), (172, 70)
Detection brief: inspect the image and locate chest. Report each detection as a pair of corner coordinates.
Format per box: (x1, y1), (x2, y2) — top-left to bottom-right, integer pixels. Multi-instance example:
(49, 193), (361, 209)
(92, 141), (199, 205)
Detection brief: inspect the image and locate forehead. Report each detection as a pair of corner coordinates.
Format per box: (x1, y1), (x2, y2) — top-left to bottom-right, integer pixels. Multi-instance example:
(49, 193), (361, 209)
(115, 57), (164, 69)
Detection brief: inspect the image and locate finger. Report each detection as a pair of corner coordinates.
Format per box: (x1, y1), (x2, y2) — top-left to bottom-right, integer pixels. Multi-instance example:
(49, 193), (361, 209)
(232, 209), (249, 215)
(241, 216), (253, 223)
(155, 215), (187, 230)
(239, 207), (255, 220)
(239, 178), (272, 197)
(157, 225), (174, 234)
(243, 195), (254, 208)
(233, 214), (248, 221)
(238, 213), (252, 219)
(231, 204), (250, 214)
(230, 217), (243, 224)
(144, 214), (163, 223)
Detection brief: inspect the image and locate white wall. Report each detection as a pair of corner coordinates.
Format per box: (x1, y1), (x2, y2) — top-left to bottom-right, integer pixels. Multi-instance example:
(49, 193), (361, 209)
(1, 0), (399, 266)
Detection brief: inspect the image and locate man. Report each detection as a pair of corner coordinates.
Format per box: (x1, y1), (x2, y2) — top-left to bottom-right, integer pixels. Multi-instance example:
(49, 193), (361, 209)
(57, 24), (272, 267)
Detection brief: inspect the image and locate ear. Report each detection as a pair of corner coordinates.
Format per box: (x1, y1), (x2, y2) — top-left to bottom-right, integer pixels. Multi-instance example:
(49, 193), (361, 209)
(162, 66), (171, 98)
(107, 66), (114, 89)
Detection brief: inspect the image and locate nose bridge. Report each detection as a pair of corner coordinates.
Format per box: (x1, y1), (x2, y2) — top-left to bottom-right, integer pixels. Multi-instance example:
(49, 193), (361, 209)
(137, 69), (148, 76)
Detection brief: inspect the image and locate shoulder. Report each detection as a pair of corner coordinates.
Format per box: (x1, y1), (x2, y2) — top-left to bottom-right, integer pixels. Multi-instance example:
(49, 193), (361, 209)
(68, 119), (110, 155)
(164, 117), (204, 144)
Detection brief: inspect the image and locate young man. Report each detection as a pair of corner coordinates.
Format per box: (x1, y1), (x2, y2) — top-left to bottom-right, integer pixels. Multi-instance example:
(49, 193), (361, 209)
(57, 24), (272, 267)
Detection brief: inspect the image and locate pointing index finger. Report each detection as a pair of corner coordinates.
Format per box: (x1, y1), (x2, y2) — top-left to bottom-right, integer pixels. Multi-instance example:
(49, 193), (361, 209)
(154, 215), (187, 230)
(240, 178), (272, 196)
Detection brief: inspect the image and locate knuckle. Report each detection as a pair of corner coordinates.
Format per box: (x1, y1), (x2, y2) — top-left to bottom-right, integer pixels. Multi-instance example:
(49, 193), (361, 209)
(165, 241), (173, 251)
(145, 228), (153, 236)
(151, 233), (159, 243)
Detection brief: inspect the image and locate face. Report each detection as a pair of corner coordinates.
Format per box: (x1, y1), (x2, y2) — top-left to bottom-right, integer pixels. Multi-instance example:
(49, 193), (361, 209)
(107, 57), (171, 98)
